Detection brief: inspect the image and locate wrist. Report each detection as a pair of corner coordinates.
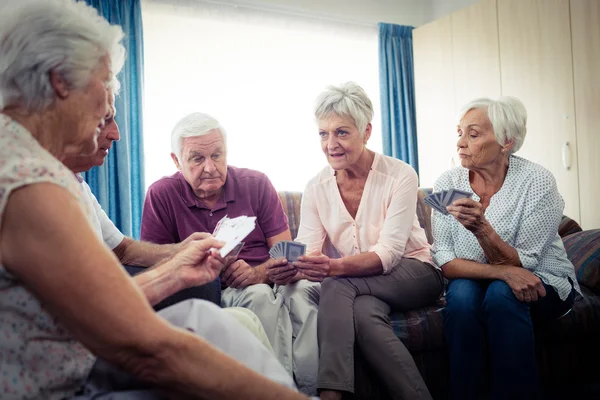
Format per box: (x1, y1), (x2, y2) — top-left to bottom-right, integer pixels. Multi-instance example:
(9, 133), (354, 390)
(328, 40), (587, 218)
(329, 258), (343, 277)
(474, 220), (493, 239)
(256, 264), (270, 284)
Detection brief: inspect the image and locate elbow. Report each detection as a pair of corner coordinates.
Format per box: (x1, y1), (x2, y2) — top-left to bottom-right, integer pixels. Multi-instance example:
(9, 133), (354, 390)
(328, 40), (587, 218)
(441, 263), (458, 279)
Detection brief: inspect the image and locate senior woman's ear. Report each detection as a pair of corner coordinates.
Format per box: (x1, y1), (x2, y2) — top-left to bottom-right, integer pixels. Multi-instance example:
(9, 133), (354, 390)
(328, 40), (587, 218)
(363, 123), (372, 144)
(502, 139), (515, 154)
(49, 70), (69, 99)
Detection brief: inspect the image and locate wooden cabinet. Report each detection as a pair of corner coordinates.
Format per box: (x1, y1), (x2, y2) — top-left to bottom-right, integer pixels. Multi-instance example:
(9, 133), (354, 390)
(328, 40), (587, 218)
(451, 0), (501, 108)
(414, 0), (600, 226)
(571, 0), (600, 230)
(413, 16), (456, 188)
(497, 0), (580, 222)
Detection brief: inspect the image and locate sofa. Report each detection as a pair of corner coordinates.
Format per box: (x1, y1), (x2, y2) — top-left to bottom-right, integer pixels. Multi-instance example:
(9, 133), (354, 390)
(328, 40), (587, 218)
(278, 189), (600, 400)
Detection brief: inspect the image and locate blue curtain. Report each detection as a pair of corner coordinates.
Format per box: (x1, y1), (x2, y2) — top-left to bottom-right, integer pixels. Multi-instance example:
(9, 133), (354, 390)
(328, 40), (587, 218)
(84, 0), (145, 238)
(378, 23), (419, 174)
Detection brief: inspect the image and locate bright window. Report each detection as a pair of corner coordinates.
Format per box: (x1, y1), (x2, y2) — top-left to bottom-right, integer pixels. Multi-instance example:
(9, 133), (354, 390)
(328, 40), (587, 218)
(142, 0), (382, 192)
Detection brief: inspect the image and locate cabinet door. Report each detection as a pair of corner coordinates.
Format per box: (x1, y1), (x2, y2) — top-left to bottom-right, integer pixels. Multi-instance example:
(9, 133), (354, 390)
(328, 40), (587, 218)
(497, 0), (580, 222)
(451, 0), (502, 108)
(571, 0), (600, 230)
(413, 16), (456, 188)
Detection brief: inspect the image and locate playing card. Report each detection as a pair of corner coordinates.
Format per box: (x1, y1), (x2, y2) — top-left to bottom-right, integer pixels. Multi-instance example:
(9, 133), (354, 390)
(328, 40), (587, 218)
(214, 216), (257, 257)
(283, 241), (306, 262)
(213, 214), (228, 235)
(424, 192), (448, 215)
(230, 241), (244, 258)
(444, 189), (473, 207)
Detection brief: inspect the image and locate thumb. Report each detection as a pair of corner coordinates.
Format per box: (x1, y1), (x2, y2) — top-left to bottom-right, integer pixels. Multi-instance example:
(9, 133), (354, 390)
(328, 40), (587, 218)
(190, 237), (225, 251)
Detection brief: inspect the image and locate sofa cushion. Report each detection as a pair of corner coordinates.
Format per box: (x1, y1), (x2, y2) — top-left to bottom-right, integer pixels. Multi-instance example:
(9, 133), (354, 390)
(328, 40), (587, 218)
(563, 230), (600, 294)
(390, 297), (446, 353)
(416, 188), (433, 244)
(278, 191), (303, 240)
(559, 215), (583, 238)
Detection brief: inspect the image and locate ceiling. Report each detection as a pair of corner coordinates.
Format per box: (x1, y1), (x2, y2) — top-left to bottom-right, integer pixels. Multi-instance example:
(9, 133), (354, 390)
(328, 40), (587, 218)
(203, 0), (480, 27)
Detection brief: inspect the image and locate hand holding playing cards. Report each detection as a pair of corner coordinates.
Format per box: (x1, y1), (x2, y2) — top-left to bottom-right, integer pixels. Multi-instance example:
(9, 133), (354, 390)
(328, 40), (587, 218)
(446, 197), (489, 235)
(222, 259), (266, 289)
(171, 237), (226, 289)
(293, 250), (331, 282)
(264, 258), (298, 285)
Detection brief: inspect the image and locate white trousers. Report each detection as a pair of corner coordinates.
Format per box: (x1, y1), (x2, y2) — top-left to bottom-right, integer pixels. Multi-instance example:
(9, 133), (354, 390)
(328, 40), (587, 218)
(221, 280), (321, 396)
(75, 299), (298, 399)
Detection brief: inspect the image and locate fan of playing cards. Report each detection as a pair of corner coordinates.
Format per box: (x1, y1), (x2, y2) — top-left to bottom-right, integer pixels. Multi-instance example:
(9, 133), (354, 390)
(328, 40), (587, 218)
(212, 215), (256, 257)
(270, 241), (307, 262)
(424, 189), (473, 215)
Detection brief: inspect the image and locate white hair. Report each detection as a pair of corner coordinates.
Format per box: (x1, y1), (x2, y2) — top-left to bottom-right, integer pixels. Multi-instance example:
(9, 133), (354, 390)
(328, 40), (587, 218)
(0, 0), (126, 111)
(314, 82), (374, 136)
(171, 112), (227, 159)
(458, 96), (527, 155)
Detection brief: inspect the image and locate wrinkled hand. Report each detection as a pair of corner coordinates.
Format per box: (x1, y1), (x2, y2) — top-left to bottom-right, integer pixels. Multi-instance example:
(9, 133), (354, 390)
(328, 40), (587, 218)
(446, 198), (488, 234)
(502, 266), (546, 303)
(222, 260), (265, 289)
(264, 258), (298, 285)
(171, 238), (226, 289)
(292, 250), (330, 282)
(180, 231), (212, 247)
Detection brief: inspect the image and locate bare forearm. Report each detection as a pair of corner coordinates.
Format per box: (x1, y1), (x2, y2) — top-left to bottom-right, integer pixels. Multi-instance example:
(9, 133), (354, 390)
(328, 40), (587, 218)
(133, 262), (183, 306)
(114, 237), (179, 267)
(441, 258), (509, 280)
(129, 329), (306, 400)
(474, 223), (520, 266)
(330, 252), (384, 277)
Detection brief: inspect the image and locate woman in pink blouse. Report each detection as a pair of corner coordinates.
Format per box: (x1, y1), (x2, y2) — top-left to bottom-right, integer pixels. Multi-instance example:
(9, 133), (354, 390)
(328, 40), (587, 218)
(293, 82), (444, 399)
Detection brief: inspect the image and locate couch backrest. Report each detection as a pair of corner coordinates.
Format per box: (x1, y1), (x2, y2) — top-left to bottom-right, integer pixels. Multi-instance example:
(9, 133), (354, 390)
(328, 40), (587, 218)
(277, 188), (578, 244)
(277, 188), (435, 244)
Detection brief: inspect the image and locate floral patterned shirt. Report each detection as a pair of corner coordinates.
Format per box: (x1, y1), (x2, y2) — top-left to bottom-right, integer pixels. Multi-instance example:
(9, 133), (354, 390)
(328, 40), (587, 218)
(0, 114), (96, 399)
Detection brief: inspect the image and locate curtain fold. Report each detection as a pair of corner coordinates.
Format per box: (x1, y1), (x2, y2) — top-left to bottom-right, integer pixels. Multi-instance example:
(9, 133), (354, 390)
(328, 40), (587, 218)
(378, 23), (419, 174)
(84, 0), (145, 238)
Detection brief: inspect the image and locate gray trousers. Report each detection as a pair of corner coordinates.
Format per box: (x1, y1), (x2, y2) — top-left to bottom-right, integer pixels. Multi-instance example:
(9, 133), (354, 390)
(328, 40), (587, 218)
(317, 258), (444, 400)
(221, 280), (321, 395)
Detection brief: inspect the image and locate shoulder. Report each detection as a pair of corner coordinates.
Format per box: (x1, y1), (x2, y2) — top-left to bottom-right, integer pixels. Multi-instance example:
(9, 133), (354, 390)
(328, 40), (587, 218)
(146, 172), (182, 195)
(510, 156), (557, 193)
(373, 153), (418, 184)
(303, 164), (334, 194)
(227, 165), (270, 183)
(434, 166), (465, 190)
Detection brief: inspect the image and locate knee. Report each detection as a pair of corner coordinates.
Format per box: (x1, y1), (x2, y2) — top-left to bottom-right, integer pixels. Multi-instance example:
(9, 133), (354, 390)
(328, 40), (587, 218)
(280, 280), (320, 306)
(482, 280), (527, 315)
(320, 277), (352, 298)
(353, 296), (387, 333)
(238, 284), (276, 306)
(444, 279), (482, 319)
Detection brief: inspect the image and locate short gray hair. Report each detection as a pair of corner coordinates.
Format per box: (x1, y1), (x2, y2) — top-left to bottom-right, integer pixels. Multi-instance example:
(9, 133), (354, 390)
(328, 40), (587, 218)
(314, 82), (374, 136)
(0, 0), (126, 111)
(458, 96), (527, 155)
(171, 112), (227, 159)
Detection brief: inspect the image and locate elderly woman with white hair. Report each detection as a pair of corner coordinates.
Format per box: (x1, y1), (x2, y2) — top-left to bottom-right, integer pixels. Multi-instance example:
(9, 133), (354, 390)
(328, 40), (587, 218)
(433, 97), (579, 400)
(0, 1), (307, 399)
(288, 82), (444, 400)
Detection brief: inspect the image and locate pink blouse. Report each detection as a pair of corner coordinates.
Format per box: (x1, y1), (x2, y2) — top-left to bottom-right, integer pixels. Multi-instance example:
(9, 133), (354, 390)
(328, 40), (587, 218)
(296, 152), (432, 274)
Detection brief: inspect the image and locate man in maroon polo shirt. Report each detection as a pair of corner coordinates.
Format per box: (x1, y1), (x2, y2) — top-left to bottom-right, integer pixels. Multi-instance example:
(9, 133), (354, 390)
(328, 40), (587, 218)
(140, 113), (319, 395)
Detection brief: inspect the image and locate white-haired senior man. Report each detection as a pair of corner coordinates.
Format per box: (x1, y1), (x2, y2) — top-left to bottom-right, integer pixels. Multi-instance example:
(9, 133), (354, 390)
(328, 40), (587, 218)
(140, 112), (320, 395)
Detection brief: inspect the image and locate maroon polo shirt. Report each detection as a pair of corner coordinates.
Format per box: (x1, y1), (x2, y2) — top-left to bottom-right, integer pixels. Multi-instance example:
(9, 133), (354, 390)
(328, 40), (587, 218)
(140, 167), (289, 266)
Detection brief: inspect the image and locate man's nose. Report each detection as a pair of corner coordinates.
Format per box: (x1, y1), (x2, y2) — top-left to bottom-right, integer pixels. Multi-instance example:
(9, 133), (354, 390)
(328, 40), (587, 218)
(204, 159), (216, 173)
